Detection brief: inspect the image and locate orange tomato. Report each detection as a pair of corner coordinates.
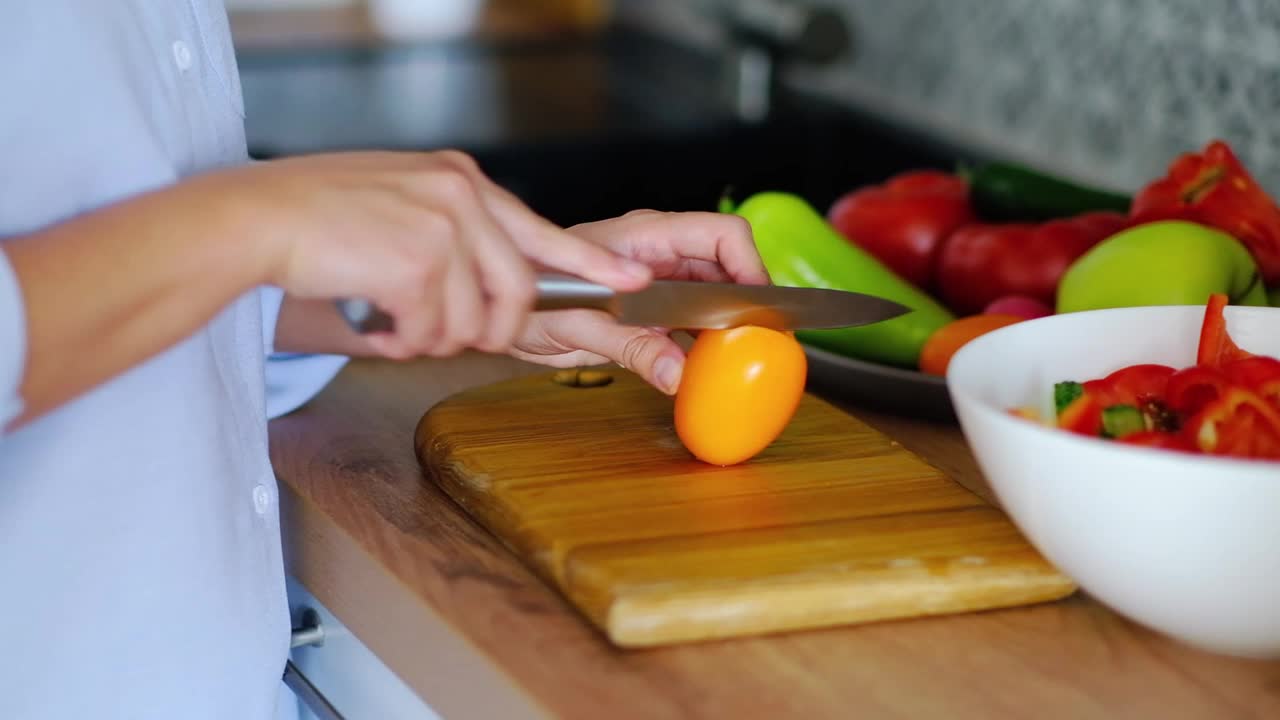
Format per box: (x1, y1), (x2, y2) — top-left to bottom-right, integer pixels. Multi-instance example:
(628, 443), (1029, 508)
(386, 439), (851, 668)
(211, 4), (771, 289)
(918, 313), (1023, 376)
(674, 325), (807, 466)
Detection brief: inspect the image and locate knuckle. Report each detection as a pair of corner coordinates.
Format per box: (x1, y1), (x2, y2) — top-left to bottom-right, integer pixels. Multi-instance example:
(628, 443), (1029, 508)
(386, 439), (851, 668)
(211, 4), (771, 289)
(456, 323), (484, 347)
(396, 265), (436, 300)
(434, 149), (478, 173)
(427, 168), (475, 202)
(381, 341), (414, 361)
(720, 213), (752, 237)
(623, 208), (661, 220)
(433, 343), (461, 358)
(620, 332), (657, 371)
(506, 272), (537, 308)
(411, 329), (443, 356)
(418, 211), (457, 243)
(476, 336), (506, 353)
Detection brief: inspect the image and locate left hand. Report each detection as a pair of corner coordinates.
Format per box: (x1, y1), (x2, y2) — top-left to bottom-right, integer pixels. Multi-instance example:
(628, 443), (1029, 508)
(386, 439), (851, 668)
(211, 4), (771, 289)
(509, 209), (770, 394)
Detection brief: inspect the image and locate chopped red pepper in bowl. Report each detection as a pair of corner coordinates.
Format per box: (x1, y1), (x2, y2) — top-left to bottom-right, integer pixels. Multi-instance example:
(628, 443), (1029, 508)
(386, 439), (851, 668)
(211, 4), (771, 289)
(944, 291), (1280, 658)
(1012, 293), (1280, 461)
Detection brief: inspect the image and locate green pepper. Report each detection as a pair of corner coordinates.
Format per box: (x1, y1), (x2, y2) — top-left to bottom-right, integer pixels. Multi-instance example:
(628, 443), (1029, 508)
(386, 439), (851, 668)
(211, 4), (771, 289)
(726, 191), (954, 368)
(964, 162), (1131, 222)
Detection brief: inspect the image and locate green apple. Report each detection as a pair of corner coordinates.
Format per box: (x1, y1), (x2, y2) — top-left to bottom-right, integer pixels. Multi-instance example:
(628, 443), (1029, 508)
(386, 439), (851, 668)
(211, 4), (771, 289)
(1056, 220), (1269, 313)
(1270, 285), (1280, 307)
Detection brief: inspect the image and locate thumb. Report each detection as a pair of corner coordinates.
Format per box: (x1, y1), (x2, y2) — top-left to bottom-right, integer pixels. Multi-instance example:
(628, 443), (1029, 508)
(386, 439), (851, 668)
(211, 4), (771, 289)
(550, 316), (686, 395)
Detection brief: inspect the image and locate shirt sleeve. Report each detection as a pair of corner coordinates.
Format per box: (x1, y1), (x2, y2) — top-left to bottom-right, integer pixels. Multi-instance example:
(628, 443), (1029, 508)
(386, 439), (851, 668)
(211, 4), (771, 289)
(259, 286), (349, 420)
(0, 248), (27, 429)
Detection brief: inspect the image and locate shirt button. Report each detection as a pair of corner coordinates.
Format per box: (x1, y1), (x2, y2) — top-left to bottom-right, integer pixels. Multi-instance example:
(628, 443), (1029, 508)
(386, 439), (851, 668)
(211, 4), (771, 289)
(172, 41), (193, 72)
(252, 485), (271, 515)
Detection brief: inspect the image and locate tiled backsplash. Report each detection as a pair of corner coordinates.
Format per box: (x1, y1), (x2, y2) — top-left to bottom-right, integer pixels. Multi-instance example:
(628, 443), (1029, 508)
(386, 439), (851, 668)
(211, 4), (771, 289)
(619, 0), (1280, 195)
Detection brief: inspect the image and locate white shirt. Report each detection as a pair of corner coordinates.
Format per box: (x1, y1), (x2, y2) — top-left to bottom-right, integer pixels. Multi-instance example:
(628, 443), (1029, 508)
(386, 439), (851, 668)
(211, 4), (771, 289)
(0, 2), (346, 718)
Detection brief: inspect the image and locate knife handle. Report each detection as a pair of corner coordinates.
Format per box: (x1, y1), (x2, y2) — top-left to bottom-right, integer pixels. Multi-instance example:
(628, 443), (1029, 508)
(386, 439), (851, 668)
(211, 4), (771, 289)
(334, 274), (618, 334)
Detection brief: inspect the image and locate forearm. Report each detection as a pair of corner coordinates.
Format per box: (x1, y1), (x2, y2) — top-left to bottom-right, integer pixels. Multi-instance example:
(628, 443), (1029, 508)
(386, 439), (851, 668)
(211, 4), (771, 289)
(4, 176), (272, 430)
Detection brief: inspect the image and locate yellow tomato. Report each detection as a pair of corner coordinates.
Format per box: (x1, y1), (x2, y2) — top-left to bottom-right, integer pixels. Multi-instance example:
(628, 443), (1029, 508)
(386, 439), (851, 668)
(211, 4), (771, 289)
(674, 325), (807, 465)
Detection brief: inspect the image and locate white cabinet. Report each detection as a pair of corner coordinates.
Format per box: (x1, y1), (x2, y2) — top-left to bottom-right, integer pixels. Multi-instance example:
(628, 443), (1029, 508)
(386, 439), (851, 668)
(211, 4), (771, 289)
(285, 574), (443, 720)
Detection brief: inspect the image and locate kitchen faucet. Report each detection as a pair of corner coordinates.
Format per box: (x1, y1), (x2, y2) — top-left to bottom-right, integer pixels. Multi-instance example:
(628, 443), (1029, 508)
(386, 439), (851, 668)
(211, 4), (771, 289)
(692, 0), (853, 122)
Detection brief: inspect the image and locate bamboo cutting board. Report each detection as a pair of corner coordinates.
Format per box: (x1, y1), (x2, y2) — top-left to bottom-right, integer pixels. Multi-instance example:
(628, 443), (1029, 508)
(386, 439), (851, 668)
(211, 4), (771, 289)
(414, 368), (1076, 647)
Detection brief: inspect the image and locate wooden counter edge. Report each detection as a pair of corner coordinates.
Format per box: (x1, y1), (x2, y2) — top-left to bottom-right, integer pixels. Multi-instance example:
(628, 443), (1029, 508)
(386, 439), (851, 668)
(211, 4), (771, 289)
(280, 479), (553, 720)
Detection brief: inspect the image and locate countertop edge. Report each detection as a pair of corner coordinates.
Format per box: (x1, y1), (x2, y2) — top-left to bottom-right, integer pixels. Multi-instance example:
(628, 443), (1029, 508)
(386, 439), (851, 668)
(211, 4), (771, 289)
(280, 481), (553, 720)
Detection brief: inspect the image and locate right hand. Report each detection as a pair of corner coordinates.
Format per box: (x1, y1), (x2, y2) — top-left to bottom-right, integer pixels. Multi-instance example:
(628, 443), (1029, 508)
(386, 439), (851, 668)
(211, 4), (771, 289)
(200, 150), (654, 359)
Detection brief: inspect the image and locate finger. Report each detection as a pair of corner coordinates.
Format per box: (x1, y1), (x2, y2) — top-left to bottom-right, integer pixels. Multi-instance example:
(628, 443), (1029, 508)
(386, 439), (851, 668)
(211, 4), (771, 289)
(508, 347), (612, 369)
(436, 247), (485, 356)
(544, 314), (686, 395)
(676, 212), (770, 285)
(468, 222), (536, 353)
(390, 268), (444, 358)
(365, 330), (418, 360)
(669, 258), (734, 283)
(374, 200), (466, 358)
(368, 289), (442, 360)
(613, 211), (771, 286)
(435, 152), (653, 290)
(412, 159), (532, 352)
(522, 226), (654, 291)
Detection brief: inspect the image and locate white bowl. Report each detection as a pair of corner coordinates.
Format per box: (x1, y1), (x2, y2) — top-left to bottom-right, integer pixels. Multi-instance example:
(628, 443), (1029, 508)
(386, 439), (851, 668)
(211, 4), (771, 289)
(946, 304), (1280, 658)
(367, 0), (484, 39)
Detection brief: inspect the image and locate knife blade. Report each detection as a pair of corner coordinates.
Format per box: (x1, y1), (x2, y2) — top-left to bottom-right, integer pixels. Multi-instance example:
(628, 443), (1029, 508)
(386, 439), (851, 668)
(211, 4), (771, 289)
(334, 274), (909, 333)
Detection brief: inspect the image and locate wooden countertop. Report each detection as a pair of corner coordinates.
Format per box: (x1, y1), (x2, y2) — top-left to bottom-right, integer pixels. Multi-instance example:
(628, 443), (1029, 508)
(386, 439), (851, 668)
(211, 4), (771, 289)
(268, 354), (1280, 720)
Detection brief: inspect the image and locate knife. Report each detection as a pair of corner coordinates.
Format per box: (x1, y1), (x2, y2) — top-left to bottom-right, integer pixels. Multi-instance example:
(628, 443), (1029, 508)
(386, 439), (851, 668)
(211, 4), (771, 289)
(334, 274), (909, 333)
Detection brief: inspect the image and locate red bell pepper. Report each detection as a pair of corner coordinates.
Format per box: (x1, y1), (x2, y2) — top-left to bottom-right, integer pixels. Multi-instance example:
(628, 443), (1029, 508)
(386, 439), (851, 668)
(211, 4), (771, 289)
(1082, 363), (1176, 407)
(827, 170), (975, 290)
(1117, 430), (1198, 452)
(1130, 139), (1280, 285)
(1057, 392), (1103, 436)
(1029, 295), (1280, 457)
(1082, 363), (1179, 432)
(1196, 293), (1254, 367)
(935, 211), (1129, 315)
(1221, 356), (1280, 406)
(1165, 365), (1233, 417)
(1182, 386), (1280, 459)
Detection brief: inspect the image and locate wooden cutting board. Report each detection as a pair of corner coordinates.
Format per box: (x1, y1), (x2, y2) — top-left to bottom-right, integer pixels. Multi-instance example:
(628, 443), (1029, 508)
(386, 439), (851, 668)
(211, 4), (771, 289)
(414, 368), (1076, 648)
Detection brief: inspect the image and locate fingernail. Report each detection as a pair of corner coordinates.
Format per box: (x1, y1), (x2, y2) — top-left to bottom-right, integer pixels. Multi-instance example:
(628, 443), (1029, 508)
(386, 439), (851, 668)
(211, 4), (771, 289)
(655, 356), (682, 394)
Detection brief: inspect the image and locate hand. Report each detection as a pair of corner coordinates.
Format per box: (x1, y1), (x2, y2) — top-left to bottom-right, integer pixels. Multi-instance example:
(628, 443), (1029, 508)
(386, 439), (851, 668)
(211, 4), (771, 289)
(219, 150), (653, 359)
(509, 209), (770, 394)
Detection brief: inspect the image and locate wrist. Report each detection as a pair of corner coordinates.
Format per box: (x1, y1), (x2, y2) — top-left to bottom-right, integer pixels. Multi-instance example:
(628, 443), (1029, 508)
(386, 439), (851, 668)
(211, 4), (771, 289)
(180, 165), (288, 291)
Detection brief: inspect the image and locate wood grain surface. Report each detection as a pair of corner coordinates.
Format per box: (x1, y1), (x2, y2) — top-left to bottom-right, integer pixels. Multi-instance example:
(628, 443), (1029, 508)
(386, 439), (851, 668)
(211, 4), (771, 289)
(415, 369), (1075, 647)
(268, 354), (1280, 719)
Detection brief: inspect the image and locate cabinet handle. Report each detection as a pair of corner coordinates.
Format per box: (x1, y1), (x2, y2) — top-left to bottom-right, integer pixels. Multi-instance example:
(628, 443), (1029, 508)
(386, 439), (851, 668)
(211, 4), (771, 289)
(291, 607), (326, 649)
(286, 608), (341, 719)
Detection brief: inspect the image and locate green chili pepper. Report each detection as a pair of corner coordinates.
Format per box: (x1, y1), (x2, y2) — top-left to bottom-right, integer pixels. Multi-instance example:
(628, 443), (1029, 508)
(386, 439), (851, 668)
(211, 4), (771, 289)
(963, 162), (1131, 222)
(726, 191), (954, 368)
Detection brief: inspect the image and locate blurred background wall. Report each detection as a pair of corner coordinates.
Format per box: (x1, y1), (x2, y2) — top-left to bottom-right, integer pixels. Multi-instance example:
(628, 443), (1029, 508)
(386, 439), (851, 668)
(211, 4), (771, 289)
(224, 0), (1280, 193)
(616, 0), (1280, 194)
